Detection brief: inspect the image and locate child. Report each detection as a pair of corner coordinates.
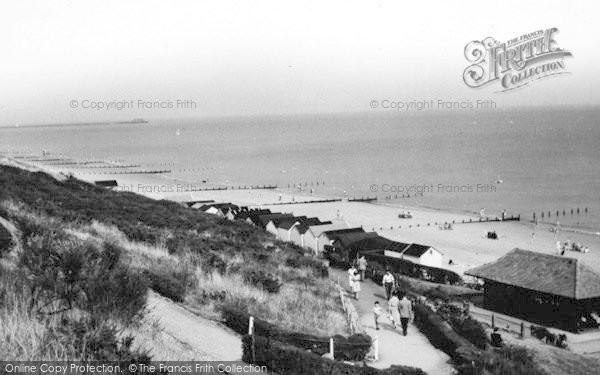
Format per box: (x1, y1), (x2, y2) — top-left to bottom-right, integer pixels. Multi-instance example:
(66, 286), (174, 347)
(373, 301), (382, 330)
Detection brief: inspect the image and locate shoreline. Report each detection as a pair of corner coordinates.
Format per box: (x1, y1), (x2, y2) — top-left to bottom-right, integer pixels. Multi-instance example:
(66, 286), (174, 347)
(3, 153), (600, 277)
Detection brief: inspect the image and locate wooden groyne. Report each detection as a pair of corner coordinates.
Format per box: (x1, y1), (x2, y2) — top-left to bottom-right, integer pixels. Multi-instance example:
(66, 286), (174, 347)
(348, 196), (377, 203)
(531, 207), (589, 222)
(459, 215), (520, 224)
(267, 198), (342, 206)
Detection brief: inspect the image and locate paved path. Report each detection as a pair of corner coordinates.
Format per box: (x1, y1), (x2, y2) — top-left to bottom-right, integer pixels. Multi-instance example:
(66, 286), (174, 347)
(330, 269), (454, 375)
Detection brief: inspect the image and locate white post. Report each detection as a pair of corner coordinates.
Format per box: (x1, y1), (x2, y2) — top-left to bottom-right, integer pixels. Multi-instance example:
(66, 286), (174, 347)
(248, 316), (254, 335)
(329, 338), (334, 358)
(373, 336), (379, 361)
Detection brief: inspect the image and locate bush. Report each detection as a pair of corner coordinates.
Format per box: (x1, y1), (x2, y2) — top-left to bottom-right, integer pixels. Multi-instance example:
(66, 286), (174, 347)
(0, 223), (12, 256)
(437, 304), (487, 350)
(20, 230), (147, 324)
(412, 303), (477, 363)
(142, 269), (188, 302)
(223, 307), (371, 361)
(53, 316), (151, 362)
(456, 345), (548, 375)
(244, 270), (282, 294)
(242, 335), (426, 375)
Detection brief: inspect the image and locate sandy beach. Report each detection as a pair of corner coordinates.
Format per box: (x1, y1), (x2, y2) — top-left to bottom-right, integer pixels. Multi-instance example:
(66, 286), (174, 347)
(6, 154), (600, 277)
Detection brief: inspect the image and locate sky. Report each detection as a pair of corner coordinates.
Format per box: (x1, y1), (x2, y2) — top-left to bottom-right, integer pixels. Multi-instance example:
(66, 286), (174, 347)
(0, 0), (598, 125)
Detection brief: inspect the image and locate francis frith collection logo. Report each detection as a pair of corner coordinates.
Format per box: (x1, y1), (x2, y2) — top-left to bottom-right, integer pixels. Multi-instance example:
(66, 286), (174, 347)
(463, 28), (572, 92)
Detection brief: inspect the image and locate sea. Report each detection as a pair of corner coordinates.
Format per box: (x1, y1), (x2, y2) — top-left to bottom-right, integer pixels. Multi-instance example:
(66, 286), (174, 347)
(1, 106), (599, 231)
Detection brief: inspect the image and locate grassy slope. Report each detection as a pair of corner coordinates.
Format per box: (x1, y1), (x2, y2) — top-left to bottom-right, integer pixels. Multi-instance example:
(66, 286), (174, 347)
(0, 165), (348, 338)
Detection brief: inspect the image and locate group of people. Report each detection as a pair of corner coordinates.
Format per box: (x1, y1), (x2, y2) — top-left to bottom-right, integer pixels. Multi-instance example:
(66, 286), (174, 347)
(346, 262), (415, 336)
(376, 269), (414, 336)
(557, 240), (589, 254)
(347, 256), (368, 300)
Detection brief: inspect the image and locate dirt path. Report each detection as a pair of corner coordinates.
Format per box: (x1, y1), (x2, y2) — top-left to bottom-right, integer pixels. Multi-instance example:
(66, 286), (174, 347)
(330, 268), (454, 375)
(135, 292), (243, 361)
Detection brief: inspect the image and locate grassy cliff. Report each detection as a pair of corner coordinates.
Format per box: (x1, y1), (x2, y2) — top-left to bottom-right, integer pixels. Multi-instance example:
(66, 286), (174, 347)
(0, 165), (348, 360)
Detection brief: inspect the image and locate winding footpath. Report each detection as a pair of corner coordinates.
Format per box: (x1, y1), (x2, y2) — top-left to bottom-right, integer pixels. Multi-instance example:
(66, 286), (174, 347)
(330, 268), (454, 375)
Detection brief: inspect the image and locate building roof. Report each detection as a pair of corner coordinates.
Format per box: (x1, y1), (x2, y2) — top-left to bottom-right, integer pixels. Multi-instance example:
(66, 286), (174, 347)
(465, 248), (600, 300)
(402, 243), (441, 257)
(273, 216), (307, 230)
(383, 241), (412, 253)
(293, 219), (332, 234)
(257, 213), (294, 228)
(307, 222), (350, 237)
(327, 229), (374, 249)
(198, 202), (238, 213)
(346, 235), (397, 251)
(235, 209), (271, 221)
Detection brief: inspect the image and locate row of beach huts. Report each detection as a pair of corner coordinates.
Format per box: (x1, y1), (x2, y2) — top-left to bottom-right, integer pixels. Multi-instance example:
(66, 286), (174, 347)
(188, 201), (444, 269)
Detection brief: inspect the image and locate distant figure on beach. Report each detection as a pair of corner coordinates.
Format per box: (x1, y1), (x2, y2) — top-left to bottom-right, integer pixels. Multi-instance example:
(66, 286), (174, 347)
(382, 269), (395, 300)
(278, 194), (282, 201)
(351, 271), (361, 300)
(398, 291), (414, 336)
(388, 293), (400, 329)
(357, 256), (367, 281)
(373, 301), (382, 330)
(556, 241), (561, 254)
(480, 208), (485, 218)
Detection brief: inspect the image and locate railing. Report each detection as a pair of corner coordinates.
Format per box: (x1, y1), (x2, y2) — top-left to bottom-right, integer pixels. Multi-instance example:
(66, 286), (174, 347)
(469, 307), (527, 338)
(333, 282), (380, 362)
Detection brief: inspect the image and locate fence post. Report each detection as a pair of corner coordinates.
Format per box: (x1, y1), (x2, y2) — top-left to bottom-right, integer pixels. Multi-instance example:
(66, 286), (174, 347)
(249, 316), (256, 364)
(329, 338), (334, 359)
(491, 314), (495, 329)
(520, 322), (525, 338)
(373, 336), (379, 361)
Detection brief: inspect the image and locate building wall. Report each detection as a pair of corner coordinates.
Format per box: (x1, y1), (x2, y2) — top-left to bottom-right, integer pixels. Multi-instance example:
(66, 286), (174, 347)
(304, 231), (318, 254)
(384, 250), (403, 259)
(265, 222), (278, 236)
(289, 228), (305, 247)
(276, 227), (291, 241)
(483, 280), (580, 332)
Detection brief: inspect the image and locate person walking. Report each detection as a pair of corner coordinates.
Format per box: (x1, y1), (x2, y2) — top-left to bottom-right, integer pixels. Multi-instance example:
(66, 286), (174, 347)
(388, 292), (400, 329)
(382, 269), (395, 300)
(351, 271), (361, 300)
(373, 301), (382, 330)
(357, 256), (367, 281)
(398, 291), (414, 336)
(347, 264), (357, 289)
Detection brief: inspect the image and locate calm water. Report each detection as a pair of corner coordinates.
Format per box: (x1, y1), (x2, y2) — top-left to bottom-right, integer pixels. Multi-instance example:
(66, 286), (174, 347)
(1, 107), (599, 230)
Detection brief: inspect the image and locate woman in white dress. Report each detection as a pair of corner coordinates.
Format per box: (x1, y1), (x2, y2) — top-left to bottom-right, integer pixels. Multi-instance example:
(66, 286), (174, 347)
(351, 271), (361, 300)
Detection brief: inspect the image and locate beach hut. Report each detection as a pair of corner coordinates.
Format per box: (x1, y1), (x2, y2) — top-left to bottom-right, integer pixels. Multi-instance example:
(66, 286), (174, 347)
(265, 216), (306, 238)
(236, 209), (271, 224)
(397, 244), (443, 268)
(304, 222), (350, 255)
(197, 203), (239, 217)
(289, 219), (331, 248)
(189, 200), (215, 209)
(94, 180), (118, 188)
(466, 248), (600, 332)
(256, 213), (294, 229)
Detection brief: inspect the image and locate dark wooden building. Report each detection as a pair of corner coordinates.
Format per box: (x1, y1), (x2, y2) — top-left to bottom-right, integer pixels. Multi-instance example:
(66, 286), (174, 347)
(466, 248), (600, 332)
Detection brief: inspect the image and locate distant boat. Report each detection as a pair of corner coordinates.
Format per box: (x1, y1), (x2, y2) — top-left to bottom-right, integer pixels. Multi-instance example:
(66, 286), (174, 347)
(496, 175), (503, 184)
